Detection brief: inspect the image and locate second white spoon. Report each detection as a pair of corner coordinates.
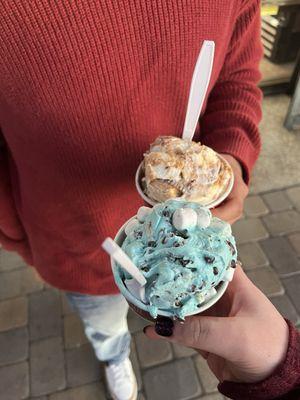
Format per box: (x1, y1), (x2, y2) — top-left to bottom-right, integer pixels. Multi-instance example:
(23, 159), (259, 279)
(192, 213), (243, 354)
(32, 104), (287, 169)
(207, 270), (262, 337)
(182, 40), (215, 141)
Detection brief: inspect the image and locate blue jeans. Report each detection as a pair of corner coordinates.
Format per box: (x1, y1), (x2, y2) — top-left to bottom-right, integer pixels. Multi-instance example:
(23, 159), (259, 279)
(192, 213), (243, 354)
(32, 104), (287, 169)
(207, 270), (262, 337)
(66, 292), (131, 364)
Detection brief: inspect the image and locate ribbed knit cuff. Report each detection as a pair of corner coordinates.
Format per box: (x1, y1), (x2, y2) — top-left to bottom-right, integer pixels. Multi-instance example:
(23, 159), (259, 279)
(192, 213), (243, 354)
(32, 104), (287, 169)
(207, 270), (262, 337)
(201, 129), (260, 185)
(218, 320), (300, 400)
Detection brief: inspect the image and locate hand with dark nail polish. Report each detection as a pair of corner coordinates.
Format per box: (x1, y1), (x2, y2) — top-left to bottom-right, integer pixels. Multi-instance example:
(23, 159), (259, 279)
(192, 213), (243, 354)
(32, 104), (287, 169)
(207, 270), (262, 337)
(143, 266), (290, 386)
(154, 316), (174, 337)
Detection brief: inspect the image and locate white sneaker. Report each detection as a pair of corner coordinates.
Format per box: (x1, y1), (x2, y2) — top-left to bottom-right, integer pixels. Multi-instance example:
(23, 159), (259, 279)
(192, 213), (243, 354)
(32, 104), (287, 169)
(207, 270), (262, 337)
(105, 358), (138, 400)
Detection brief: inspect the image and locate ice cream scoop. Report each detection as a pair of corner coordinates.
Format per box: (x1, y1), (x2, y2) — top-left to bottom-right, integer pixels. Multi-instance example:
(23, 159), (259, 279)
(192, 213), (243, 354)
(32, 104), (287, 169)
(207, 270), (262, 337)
(138, 136), (233, 207)
(120, 199), (238, 319)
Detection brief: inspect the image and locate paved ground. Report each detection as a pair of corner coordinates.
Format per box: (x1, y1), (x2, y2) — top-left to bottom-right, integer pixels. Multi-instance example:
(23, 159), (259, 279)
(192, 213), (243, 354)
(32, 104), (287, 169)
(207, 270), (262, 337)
(1, 93), (300, 400)
(251, 94), (300, 194)
(0, 184), (300, 400)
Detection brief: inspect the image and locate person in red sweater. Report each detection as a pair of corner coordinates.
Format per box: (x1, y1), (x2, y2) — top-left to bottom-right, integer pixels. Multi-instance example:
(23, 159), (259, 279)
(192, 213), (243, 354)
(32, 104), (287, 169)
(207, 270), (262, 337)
(145, 267), (300, 400)
(2, 1), (295, 399)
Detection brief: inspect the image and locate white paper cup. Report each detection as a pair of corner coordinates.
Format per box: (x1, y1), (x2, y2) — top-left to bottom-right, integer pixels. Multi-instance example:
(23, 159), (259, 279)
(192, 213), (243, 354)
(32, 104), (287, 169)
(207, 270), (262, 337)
(135, 154), (234, 208)
(110, 216), (229, 322)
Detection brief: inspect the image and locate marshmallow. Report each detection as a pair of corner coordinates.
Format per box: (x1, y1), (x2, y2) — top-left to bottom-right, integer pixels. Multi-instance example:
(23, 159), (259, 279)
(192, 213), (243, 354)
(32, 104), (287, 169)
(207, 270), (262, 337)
(195, 291), (206, 304)
(224, 267), (235, 282)
(206, 287), (217, 300)
(125, 218), (139, 236)
(210, 219), (232, 236)
(137, 206), (152, 222)
(172, 208), (198, 231)
(196, 208), (211, 229)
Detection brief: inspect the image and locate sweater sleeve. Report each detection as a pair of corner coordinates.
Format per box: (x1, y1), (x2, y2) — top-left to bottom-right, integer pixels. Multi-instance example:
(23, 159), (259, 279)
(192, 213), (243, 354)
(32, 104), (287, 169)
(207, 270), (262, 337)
(218, 320), (300, 400)
(201, 0), (263, 183)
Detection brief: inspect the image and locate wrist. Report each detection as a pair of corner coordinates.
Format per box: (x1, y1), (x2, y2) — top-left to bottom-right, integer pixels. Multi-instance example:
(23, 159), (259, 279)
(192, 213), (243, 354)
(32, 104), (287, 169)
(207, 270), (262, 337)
(258, 318), (290, 382)
(218, 320), (298, 400)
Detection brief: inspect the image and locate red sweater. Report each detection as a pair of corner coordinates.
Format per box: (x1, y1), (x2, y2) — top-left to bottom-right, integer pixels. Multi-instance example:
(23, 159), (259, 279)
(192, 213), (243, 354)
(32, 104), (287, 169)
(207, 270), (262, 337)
(1, 4), (300, 399)
(0, 0), (262, 295)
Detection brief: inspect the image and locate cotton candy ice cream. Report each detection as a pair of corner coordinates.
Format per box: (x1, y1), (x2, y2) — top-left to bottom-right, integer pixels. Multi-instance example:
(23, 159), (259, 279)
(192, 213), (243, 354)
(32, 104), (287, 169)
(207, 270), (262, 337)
(121, 199), (237, 319)
(141, 136), (233, 205)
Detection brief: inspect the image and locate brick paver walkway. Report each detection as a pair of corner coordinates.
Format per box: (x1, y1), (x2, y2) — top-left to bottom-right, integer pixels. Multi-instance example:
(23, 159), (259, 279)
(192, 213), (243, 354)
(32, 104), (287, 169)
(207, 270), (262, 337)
(0, 186), (300, 400)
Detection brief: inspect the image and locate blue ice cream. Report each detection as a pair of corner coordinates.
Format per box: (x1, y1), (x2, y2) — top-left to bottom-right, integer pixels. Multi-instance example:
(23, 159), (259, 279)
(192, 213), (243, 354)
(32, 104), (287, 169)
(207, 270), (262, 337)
(121, 199), (237, 319)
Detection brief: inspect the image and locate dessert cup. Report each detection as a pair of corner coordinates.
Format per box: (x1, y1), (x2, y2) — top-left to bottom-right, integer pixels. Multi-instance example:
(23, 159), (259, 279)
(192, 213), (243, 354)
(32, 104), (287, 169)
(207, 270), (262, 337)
(135, 153), (234, 208)
(111, 216), (230, 322)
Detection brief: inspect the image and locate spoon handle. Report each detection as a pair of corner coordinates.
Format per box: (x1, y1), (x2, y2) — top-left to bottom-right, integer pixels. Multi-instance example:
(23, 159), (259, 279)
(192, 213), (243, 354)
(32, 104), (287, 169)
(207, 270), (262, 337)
(182, 40), (215, 141)
(102, 238), (147, 286)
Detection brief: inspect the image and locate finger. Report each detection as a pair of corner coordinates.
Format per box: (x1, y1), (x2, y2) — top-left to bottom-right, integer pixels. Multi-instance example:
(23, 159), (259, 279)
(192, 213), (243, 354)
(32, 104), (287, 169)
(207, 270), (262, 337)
(212, 197), (243, 224)
(145, 315), (239, 360)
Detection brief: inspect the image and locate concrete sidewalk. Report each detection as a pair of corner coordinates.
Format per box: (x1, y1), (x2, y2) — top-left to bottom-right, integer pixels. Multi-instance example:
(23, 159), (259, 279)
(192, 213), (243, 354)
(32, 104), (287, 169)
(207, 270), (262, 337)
(0, 95), (300, 400)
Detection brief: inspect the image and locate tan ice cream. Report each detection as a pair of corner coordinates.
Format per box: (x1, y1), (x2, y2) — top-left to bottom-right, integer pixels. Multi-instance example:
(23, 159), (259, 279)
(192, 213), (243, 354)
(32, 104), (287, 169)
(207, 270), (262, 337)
(141, 136), (233, 205)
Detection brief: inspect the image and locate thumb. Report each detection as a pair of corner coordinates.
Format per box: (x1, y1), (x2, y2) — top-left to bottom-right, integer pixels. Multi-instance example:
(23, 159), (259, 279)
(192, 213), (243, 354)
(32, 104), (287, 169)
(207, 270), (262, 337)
(144, 315), (238, 360)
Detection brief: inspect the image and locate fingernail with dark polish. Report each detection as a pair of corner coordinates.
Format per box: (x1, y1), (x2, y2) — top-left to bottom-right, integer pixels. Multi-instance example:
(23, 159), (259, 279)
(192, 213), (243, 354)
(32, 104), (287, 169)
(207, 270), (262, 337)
(155, 317), (174, 337)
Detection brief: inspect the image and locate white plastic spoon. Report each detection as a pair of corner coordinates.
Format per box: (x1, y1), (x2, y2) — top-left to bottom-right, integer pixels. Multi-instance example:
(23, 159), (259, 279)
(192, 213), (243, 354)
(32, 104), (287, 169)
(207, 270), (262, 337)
(102, 238), (147, 302)
(182, 40), (215, 141)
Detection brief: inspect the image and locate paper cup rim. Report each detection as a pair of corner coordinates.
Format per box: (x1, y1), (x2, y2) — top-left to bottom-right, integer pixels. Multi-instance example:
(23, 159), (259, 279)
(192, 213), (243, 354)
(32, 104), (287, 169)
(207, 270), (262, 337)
(111, 216), (229, 318)
(135, 154), (234, 208)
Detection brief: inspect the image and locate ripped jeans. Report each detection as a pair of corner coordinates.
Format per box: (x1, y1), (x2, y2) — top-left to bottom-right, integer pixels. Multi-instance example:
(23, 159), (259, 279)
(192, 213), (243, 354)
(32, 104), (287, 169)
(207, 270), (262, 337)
(66, 292), (131, 364)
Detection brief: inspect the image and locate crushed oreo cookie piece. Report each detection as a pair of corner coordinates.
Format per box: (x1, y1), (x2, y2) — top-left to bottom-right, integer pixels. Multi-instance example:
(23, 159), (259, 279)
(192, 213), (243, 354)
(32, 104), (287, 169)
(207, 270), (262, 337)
(213, 267), (218, 275)
(161, 236), (168, 244)
(174, 230), (189, 239)
(148, 241), (157, 247)
(173, 241), (183, 247)
(180, 259), (190, 267)
(134, 230), (143, 239)
(167, 253), (177, 263)
(226, 240), (236, 255)
(204, 256), (215, 264)
(231, 260), (237, 268)
(175, 300), (183, 307)
(162, 209), (171, 218)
